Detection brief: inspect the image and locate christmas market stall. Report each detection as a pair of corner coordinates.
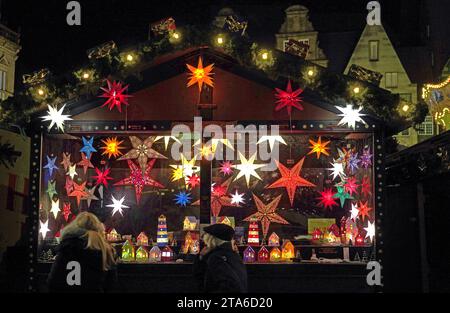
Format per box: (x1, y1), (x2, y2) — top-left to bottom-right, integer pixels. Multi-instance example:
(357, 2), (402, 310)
(19, 20), (424, 292)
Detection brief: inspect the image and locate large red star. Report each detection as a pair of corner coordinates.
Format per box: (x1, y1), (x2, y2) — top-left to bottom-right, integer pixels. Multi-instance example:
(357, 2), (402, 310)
(274, 80), (304, 115)
(99, 80), (132, 112)
(317, 188), (338, 210)
(267, 157), (316, 206)
(244, 194), (289, 239)
(114, 159), (164, 204)
(210, 177), (239, 217)
(69, 181), (88, 206)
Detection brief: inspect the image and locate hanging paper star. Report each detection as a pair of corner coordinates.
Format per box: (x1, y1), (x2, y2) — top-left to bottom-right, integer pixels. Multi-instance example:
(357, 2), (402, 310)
(50, 199), (60, 219)
(317, 188), (338, 210)
(232, 152), (265, 187)
(360, 147), (373, 169)
(65, 177), (74, 195)
(171, 167), (184, 182)
(364, 221), (375, 242)
(230, 190), (245, 205)
(187, 174), (200, 189)
(219, 161), (233, 176)
(344, 177), (359, 196)
(347, 152), (361, 174)
(114, 159), (165, 204)
(186, 57), (214, 91)
(333, 185), (353, 207)
(77, 152), (94, 174)
(80, 136), (97, 159)
(350, 202), (359, 220)
(155, 135), (181, 150)
(244, 194), (289, 239)
(274, 80), (304, 115)
(82, 185), (99, 208)
(107, 195), (129, 216)
(41, 104), (72, 132)
(69, 181), (88, 206)
(100, 137), (125, 159)
(174, 191), (192, 207)
(99, 80), (132, 112)
(361, 176), (372, 197)
(267, 158), (316, 206)
(60, 152), (72, 171)
(337, 148), (351, 167)
(118, 136), (166, 173)
(93, 167), (113, 187)
(308, 136), (330, 159)
(66, 164), (78, 179)
(335, 104), (367, 129)
(170, 154), (200, 183)
(357, 201), (373, 220)
(194, 138), (235, 156)
(210, 178), (239, 216)
(62, 202), (72, 222)
(257, 136), (287, 150)
(46, 181), (57, 200)
(327, 160), (346, 181)
(43, 156), (58, 177)
(39, 220), (50, 239)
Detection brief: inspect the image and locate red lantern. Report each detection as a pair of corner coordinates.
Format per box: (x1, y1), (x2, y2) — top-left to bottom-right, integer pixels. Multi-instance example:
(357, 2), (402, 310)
(355, 232), (365, 246)
(161, 246), (174, 261)
(258, 246), (269, 262)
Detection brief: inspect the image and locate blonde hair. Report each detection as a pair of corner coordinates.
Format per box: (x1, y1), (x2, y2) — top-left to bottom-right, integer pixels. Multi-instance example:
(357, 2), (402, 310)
(203, 233), (229, 250)
(65, 212), (116, 271)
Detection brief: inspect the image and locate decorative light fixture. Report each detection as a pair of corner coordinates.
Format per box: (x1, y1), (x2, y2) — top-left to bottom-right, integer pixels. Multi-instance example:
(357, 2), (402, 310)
(335, 104), (367, 129)
(257, 135), (287, 150)
(230, 190), (245, 205)
(232, 152), (265, 187)
(308, 136), (330, 159)
(186, 57), (214, 92)
(39, 220), (50, 239)
(99, 80), (132, 112)
(50, 199), (60, 219)
(82, 72), (90, 80)
(364, 221), (375, 242)
(216, 35), (224, 45)
(38, 88), (45, 96)
(327, 161), (346, 181)
(107, 195), (129, 216)
(274, 80), (304, 115)
(307, 69), (315, 77)
(41, 104), (72, 132)
(126, 54), (134, 62)
(350, 202), (359, 220)
(353, 87), (360, 94)
(402, 104), (410, 112)
(101, 137), (125, 159)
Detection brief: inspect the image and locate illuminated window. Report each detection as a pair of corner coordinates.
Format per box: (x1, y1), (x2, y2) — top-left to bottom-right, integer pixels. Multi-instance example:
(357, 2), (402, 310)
(399, 93), (412, 102)
(369, 40), (379, 61)
(385, 72), (398, 88)
(417, 116), (434, 135)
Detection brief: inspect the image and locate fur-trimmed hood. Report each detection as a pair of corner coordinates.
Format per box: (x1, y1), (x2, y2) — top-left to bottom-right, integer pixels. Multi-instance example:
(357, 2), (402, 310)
(61, 224), (87, 241)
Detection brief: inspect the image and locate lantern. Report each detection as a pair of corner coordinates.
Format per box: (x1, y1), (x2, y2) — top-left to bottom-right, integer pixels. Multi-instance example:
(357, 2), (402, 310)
(355, 232), (365, 246)
(281, 240), (295, 260)
(183, 216), (198, 231)
(161, 246), (174, 262)
(324, 231), (339, 244)
(136, 246), (149, 262)
(137, 232), (148, 246)
(340, 216), (347, 244)
(182, 231), (193, 254)
(121, 240), (135, 261)
(106, 228), (121, 242)
(157, 214), (168, 247)
(345, 217), (358, 244)
(247, 218), (260, 246)
(268, 232), (279, 247)
(189, 240), (200, 255)
(312, 228), (323, 241)
(258, 246), (269, 262)
(269, 247), (281, 262)
(149, 246), (161, 262)
(243, 246), (256, 263)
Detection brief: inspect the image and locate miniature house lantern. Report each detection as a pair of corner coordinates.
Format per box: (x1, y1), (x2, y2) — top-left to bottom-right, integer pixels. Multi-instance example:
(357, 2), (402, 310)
(243, 246), (256, 263)
(136, 246), (149, 262)
(281, 240), (295, 260)
(268, 232), (279, 247)
(355, 231), (365, 246)
(247, 218), (259, 246)
(161, 246), (174, 262)
(107, 228), (121, 242)
(137, 232), (149, 246)
(258, 246), (269, 262)
(121, 240), (135, 261)
(183, 216), (198, 231)
(270, 247), (281, 262)
(149, 246), (161, 262)
(182, 231), (193, 254)
(157, 214), (168, 247)
(189, 240), (200, 255)
(312, 228), (323, 241)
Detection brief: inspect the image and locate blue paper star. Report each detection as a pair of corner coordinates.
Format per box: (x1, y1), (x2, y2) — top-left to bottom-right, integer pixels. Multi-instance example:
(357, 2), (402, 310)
(347, 152), (360, 174)
(174, 191), (192, 207)
(80, 136), (97, 159)
(43, 156), (58, 177)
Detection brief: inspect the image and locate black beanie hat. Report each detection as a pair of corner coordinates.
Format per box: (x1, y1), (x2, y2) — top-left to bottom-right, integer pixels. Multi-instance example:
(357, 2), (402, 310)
(203, 223), (235, 241)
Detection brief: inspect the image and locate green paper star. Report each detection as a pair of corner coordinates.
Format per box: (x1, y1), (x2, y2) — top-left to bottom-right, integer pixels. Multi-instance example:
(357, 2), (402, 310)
(46, 181), (58, 200)
(333, 185), (353, 207)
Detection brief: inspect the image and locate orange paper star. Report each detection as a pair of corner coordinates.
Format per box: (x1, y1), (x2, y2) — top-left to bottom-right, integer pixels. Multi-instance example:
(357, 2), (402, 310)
(100, 137), (125, 159)
(186, 57), (214, 91)
(69, 181), (88, 206)
(308, 136), (330, 159)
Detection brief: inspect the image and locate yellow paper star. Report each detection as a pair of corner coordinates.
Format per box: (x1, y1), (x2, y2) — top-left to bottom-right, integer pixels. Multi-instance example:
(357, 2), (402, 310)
(308, 136), (330, 159)
(101, 137), (125, 158)
(170, 154), (199, 182)
(186, 57), (214, 91)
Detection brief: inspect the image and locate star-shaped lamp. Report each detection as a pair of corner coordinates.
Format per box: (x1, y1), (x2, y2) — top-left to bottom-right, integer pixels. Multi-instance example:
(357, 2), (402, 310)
(77, 152), (94, 174)
(232, 152), (265, 187)
(210, 177), (239, 217)
(335, 104), (367, 129)
(99, 80), (132, 112)
(41, 104), (72, 132)
(118, 136), (166, 173)
(333, 185), (353, 207)
(174, 191), (192, 207)
(186, 57), (214, 92)
(107, 195), (129, 216)
(274, 80), (304, 115)
(80, 136), (97, 159)
(308, 136), (330, 159)
(39, 220), (51, 239)
(364, 221), (375, 242)
(69, 181), (88, 206)
(100, 137), (125, 159)
(317, 188), (338, 210)
(257, 136), (287, 150)
(93, 167), (113, 187)
(43, 155), (58, 177)
(50, 199), (60, 218)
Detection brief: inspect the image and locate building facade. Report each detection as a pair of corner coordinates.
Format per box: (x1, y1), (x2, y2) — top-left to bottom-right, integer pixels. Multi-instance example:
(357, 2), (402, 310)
(0, 23), (20, 100)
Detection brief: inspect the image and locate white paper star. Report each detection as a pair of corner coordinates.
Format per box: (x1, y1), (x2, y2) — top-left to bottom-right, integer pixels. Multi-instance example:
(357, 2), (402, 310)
(155, 135), (181, 150)
(39, 220), (50, 239)
(106, 195), (129, 216)
(50, 199), (60, 218)
(364, 220), (375, 242)
(66, 164), (78, 179)
(232, 152), (265, 187)
(327, 160), (346, 181)
(41, 104), (72, 132)
(230, 190), (245, 205)
(336, 104), (366, 129)
(350, 202), (359, 220)
(256, 135), (287, 150)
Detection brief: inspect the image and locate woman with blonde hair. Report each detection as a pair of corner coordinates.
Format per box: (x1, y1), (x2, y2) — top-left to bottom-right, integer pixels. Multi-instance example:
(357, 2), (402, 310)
(48, 212), (118, 292)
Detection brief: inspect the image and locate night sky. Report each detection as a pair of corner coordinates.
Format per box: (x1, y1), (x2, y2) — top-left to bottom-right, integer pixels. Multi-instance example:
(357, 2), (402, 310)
(1, 0), (447, 86)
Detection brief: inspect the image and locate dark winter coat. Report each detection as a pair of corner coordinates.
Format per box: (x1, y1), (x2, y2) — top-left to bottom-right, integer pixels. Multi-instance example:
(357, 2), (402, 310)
(193, 242), (247, 293)
(47, 227), (117, 293)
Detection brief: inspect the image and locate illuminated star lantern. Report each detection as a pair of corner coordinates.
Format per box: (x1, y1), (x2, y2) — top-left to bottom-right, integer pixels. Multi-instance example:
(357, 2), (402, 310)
(364, 221), (375, 242)
(360, 147), (373, 169)
(46, 181), (58, 200)
(361, 176), (372, 197)
(39, 220), (50, 239)
(350, 202), (359, 220)
(174, 191), (192, 207)
(267, 158), (316, 206)
(99, 80), (132, 112)
(66, 164), (78, 179)
(274, 80), (304, 115)
(65, 177), (74, 195)
(347, 152), (361, 174)
(344, 177), (359, 196)
(114, 159), (165, 204)
(60, 152), (72, 171)
(232, 152), (265, 187)
(317, 188), (338, 210)
(170, 154), (200, 183)
(50, 199), (60, 219)
(219, 161), (233, 176)
(69, 181), (88, 206)
(62, 202), (72, 222)
(100, 137), (125, 159)
(357, 201), (373, 221)
(335, 104), (367, 129)
(43, 156), (58, 177)
(257, 136), (287, 150)
(77, 152), (94, 174)
(41, 104), (72, 132)
(333, 185), (353, 207)
(210, 178), (239, 217)
(155, 135), (181, 150)
(187, 174), (200, 189)
(80, 136), (97, 159)
(118, 136), (166, 173)
(93, 167), (113, 187)
(244, 194), (289, 239)
(337, 148), (351, 167)
(186, 57), (214, 92)
(308, 136), (330, 159)
(230, 190), (245, 205)
(327, 160), (346, 181)
(107, 195), (129, 216)
(82, 185), (99, 208)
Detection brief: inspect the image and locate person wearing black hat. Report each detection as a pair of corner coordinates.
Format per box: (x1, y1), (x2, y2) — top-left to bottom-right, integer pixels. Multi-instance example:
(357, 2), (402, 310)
(193, 223), (248, 293)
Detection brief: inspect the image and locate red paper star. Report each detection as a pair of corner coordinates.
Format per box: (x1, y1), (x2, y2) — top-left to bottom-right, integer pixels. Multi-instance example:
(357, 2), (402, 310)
(244, 194), (289, 239)
(219, 161), (233, 176)
(65, 177), (74, 195)
(344, 177), (359, 196)
(77, 152), (94, 174)
(93, 167), (113, 187)
(62, 202), (72, 222)
(99, 80), (132, 112)
(69, 181), (88, 206)
(274, 80), (304, 115)
(187, 174), (200, 189)
(358, 201), (373, 220)
(210, 178), (239, 217)
(114, 159), (164, 204)
(361, 176), (372, 197)
(317, 188), (338, 210)
(267, 157), (316, 206)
